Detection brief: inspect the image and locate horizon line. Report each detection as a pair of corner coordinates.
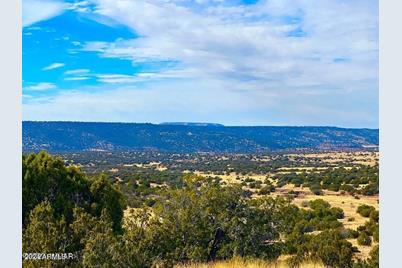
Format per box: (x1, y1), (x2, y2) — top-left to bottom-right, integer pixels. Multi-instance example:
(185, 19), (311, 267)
(22, 120), (379, 130)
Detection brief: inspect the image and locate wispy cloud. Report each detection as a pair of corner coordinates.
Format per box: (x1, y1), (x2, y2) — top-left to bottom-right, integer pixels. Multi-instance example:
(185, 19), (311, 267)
(96, 74), (138, 84)
(42, 62), (65, 71)
(64, 77), (90, 81)
(64, 69), (90, 75)
(66, 1), (93, 13)
(24, 82), (56, 91)
(84, 0), (378, 93)
(23, 0), (67, 27)
(64, 69), (91, 81)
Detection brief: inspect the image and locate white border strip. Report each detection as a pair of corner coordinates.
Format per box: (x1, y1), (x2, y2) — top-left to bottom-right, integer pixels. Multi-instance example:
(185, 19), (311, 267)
(0, 0), (22, 267)
(380, 0), (402, 267)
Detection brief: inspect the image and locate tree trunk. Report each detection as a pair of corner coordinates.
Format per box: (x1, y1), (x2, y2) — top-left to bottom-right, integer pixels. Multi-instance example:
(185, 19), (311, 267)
(207, 227), (224, 262)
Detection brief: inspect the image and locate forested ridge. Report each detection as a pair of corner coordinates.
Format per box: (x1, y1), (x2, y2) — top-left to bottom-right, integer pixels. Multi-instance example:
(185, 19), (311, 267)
(23, 121), (378, 153)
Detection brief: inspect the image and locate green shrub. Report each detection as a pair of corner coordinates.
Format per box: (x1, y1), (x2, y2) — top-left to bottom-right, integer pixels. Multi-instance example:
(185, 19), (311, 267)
(310, 230), (354, 268)
(369, 210), (379, 222)
(345, 229), (359, 239)
(309, 184), (322, 195)
(356, 205), (375, 218)
(357, 232), (372, 246)
(259, 185), (274, 195)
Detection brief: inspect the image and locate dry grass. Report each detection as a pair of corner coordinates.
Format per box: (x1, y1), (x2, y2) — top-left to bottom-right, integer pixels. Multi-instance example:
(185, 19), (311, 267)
(266, 182), (378, 260)
(193, 171), (269, 184)
(290, 190), (378, 230)
(174, 257), (324, 268)
(284, 151), (378, 166)
(277, 167), (327, 171)
(123, 162), (168, 171)
(348, 239), (378, 260)
(287, 189), (378, 259)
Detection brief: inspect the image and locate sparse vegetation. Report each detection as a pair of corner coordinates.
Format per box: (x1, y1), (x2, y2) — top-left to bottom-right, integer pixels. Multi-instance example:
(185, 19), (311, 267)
(22, 150), (379, 267)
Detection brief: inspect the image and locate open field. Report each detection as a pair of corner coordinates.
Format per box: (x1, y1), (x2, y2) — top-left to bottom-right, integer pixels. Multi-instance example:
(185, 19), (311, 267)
(175, 257), (324, 268)
(59, 150), (379, 264)
(284, 151), (378, 166)
(191, 171), (269, 184)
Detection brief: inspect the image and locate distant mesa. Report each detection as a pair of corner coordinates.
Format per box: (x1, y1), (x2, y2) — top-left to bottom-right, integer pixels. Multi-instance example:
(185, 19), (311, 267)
(159, 122), (225, 127)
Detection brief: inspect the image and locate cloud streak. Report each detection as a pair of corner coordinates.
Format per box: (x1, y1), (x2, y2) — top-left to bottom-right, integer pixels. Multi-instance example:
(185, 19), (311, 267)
(23, 0), (67, 27)
(24, 82), (57, 91)
(42, 62), (65, 71)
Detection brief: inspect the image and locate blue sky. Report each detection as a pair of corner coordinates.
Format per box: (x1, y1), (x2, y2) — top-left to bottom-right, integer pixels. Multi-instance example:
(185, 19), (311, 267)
(22, 0), (378, 128)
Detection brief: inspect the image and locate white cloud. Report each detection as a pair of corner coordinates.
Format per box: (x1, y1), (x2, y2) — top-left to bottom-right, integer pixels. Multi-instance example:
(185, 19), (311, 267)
(24, 82), (56, 91)
(63, 69), (91, 81)
(42, 62), (65, 71)
(96, 74), (138, 84)
(23, 0), (67, 27)
(23, 80), (276, 123)
(71, 41), (82, 46)
(24, 0), (379, 127)
(22, 78), (377, 127)
(64, 69), (90, 75)
(65, 77), (90, 81)
(83, 0), (378, 97)
(66, 1), (92, 12)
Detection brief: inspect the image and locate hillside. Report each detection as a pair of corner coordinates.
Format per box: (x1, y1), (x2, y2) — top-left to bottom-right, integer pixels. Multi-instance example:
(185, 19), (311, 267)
(22, 121), (379, 153)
